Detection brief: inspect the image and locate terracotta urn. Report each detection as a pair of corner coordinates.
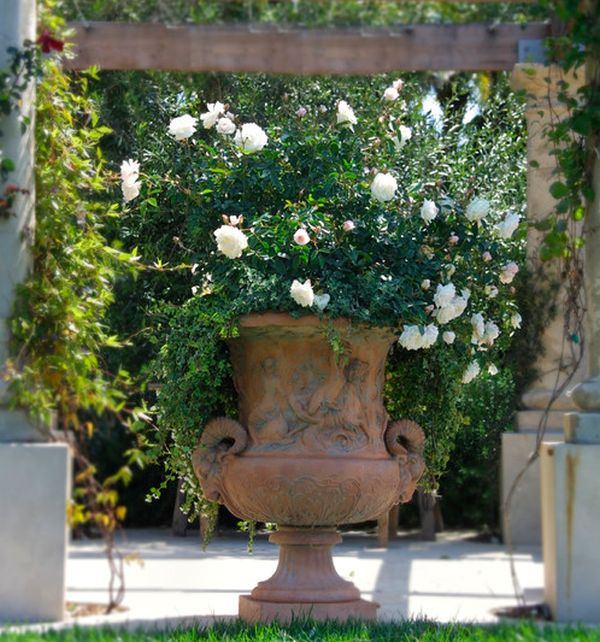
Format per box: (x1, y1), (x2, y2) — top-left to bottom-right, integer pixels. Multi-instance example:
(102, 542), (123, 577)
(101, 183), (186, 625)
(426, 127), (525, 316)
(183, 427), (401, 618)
(192, 313), (425, 623)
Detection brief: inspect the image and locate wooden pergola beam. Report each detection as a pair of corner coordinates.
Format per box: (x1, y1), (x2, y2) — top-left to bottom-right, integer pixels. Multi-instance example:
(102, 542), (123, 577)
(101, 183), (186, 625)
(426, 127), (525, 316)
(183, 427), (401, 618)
(65, 21), (549, 74)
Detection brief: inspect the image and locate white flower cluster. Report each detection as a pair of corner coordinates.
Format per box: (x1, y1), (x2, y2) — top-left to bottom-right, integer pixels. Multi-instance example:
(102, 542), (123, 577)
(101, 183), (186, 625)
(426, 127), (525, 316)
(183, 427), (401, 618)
(140, 85), (523, 372)
(399, 324), (439, 351)
(371, 172), (397, 202)
(391, 125), (412, 152)
(289, 280), (330, 311)
(120, 159), (141, 203)
(169, 106), (268, 154)
(432, 283), (470, 325)
(168, 114), (197, 140)
(290, 279), (314, 307)
(213, 224), (248, 259)
(234, 123), (268, 153)
(462, 361), (481, 384)
(336, 100), (357, 128)
(495, 211), (520, 239)
(465, 198), (490, 223)
(500, 261), (519, 284)
(420, 199), (438, 225)
(470, 313), (500, 347)
(382, 78), (404, 102)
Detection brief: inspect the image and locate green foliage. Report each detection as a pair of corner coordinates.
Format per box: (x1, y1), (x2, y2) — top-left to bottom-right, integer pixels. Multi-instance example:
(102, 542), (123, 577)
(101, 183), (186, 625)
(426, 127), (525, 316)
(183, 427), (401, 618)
(60, 0), (540, 26)
(151, 299), (237, 517)
(530, 0), (600, 262)
(441, 369), (516, 530)
(385, 347), (463, 493)
(0, 40), (41, 218)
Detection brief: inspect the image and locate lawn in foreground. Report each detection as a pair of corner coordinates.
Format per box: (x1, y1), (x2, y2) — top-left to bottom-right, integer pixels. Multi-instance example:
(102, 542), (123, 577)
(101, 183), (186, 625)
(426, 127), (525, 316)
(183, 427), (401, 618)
(3, 620), (600, 642)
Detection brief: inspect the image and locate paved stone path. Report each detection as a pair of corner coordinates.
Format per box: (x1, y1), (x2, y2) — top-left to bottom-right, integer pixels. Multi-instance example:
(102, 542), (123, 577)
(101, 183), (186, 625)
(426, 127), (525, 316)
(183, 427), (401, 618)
(56, 528), (543, 630)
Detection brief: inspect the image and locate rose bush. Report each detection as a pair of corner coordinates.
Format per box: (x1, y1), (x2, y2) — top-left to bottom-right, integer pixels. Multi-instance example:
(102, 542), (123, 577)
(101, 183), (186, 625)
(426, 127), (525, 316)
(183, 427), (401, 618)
(113, 73), (525, 515)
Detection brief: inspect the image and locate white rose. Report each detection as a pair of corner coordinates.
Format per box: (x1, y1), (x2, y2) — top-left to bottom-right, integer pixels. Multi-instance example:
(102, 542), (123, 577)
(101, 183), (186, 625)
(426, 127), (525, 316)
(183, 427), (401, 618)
(295, 106), (307, 118)
(234, 123), (268, 153)
(442, 331), (456, 344)
(200, 101), (225, 129)
(495, 211), (520, 239)
(343, 220), (355, 232)
(511, 312), (522, 329)
(421, 324), (439, 349)
(336, 100), (357, 127)
(313, 293), (330, 311)
(399, 325), (424, 351)
(392, 79), (404, 91)
(391, 125), (412, 152)
(488, 364), (499, 376)
(465, 198), (490, 223)
(483, 321), (500, 346)
(213, 224), (248, 259)
(290, 279), (314, 307)
(484, 285), (499, 298)
(399, 125), (412, 144)
(436, 293), (469, 324)
(471, 313), (486, 343)
(420, 199), (438, 225)
(500, 261), (519, 284)
(293, 228), (310, 246)
(482, 251), (492, 262)
(434, 283), (456, 309)
(421, 279), (431, 290)
(122, 179), (140, 203)
(120, 159), (139, 183)
(371, 172), (397, 202)
(461, 361), (481, 384)
(168, 114), (198, 140)
(216, 117), (236, 135)
(383, 86), (399, 102)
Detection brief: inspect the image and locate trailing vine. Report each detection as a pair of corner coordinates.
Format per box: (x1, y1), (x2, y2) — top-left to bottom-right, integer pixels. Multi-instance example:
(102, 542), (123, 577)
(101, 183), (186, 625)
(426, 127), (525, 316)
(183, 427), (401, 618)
(1, 3), (150, 613)
(502, 0), (599, 603)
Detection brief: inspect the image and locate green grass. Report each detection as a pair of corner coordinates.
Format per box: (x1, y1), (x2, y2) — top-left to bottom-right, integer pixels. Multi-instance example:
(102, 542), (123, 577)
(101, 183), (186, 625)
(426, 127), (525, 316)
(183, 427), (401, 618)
(3, 620), (600, 642)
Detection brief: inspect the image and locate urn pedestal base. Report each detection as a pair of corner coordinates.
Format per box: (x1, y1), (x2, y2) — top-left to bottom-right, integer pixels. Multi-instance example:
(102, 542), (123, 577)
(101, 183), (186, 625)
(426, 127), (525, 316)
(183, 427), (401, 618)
(239, 596), (378, 624)
(239, 527), (379, 623)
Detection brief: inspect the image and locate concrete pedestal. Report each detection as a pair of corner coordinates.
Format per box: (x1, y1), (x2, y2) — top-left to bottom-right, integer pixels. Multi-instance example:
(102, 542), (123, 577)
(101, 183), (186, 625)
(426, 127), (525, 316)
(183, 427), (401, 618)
(0, 443), (71, 623)
(541, 431), (600, 622)
(502, 407), (563, 545)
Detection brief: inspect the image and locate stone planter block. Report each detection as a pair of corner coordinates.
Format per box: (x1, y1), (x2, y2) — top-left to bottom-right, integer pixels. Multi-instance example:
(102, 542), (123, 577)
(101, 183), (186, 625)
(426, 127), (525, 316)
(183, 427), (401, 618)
(0, 443), (70, 623)
(564, 412), (600, 444)
(541, 441), (600, 622)
(501, 431), (561, 545)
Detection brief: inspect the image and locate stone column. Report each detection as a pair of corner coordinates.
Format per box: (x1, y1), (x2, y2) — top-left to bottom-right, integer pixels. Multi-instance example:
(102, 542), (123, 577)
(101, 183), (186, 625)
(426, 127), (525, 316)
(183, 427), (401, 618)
(501, 64), (585, 546)
(540, 55), (600, 623)
(0, 1), (70, 623)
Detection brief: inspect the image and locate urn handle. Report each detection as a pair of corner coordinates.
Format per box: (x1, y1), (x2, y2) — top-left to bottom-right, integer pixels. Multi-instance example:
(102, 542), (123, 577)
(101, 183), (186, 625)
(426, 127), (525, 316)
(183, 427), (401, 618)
(192, 417), (248, 503)
(385, 419), (426, 502)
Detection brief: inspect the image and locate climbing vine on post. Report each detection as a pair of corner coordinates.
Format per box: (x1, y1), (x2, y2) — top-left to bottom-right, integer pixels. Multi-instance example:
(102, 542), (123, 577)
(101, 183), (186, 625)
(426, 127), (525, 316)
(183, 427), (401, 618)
(1, 3), (150, 613)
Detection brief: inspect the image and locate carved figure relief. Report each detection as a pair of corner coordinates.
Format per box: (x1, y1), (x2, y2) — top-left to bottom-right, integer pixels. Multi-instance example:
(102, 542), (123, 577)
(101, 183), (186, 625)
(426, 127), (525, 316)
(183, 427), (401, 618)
(193, 315), (426, 528)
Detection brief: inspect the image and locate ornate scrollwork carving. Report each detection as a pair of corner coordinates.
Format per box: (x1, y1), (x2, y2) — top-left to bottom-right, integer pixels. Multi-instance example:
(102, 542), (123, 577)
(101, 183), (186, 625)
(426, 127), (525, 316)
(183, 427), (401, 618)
(191, 417), (248, 503)
(385, 419), (426, 502)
